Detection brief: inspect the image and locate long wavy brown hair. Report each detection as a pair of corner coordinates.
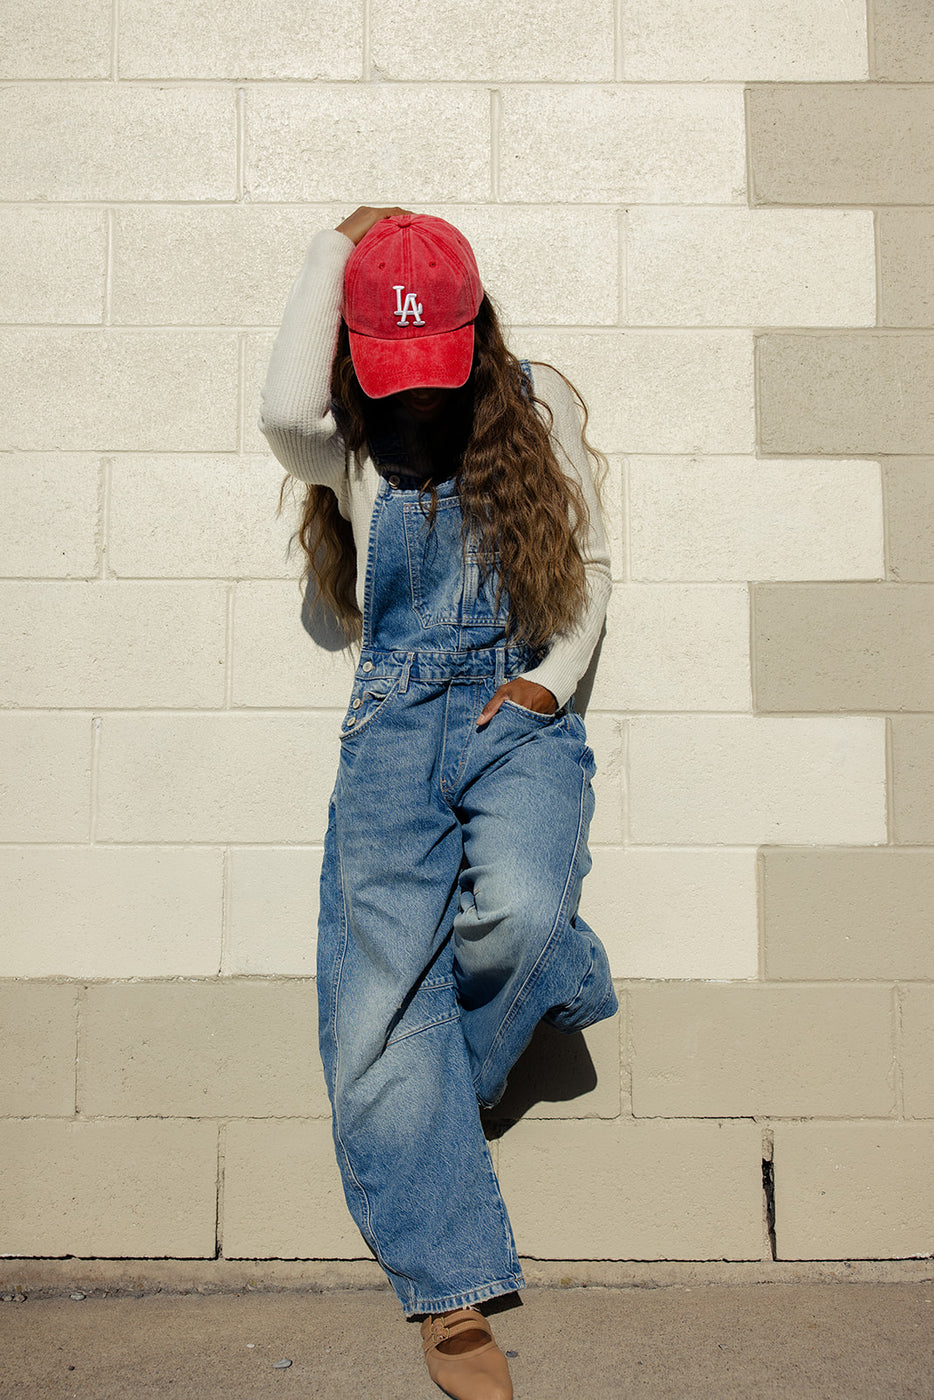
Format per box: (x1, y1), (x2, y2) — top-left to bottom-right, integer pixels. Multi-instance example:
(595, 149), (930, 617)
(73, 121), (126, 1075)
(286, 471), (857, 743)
(279, 295), (605, 649)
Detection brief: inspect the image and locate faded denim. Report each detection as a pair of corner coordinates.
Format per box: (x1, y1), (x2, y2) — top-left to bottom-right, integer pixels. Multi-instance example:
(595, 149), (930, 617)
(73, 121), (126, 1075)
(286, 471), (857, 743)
(317, 468), (617, 1317)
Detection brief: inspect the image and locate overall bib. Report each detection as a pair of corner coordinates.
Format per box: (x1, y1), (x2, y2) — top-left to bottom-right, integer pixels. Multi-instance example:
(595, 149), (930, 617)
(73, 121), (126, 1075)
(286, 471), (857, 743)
(317, 460), (617, 1317)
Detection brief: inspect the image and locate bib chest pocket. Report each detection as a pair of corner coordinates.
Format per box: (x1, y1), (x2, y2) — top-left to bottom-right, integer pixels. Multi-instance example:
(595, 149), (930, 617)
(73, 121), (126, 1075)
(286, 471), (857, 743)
(403, 496), (505, 628)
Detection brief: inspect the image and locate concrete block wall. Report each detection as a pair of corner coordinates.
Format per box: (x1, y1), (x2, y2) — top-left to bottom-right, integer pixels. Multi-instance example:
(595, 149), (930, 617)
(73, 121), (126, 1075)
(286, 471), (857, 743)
(2, 1), (932, 1269)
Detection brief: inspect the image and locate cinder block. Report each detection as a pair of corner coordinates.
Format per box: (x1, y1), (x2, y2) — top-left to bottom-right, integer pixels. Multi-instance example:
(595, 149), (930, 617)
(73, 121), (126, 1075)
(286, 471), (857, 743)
(878, 211), (934, 329)
(244, 86), (489, 203)
(111, 206), (349, 327)
(0, 846), (223, 978)
(884, 460), (934, 582)
(517, 330), (754, 456)
(764, 849), (934, 981)
(754, 583), (934, 713)
(0, 1119), (218, 1257)
(871, 0), (934, 80)
(498, 1119), (763, 1259)
(1, 0), (110, 78)
(901, 986), (934, 1118)
(757, 333), (934, 457)
(892, 717), (934, 844)
(0, 582), (227, 708)
(108, 456), (295, 579)
(622, 0), (867, 80)
(433, 204), (619, 328)
(1, 455), (100, 577)
(226, 847), (322, 975)
(492, 1010), (622, 1122)
(83, 981), (328, 1118)
(501, 86), (746, 204)
(631, 985), (894, 1118)
(231, 582), (357, 708)
(586, 584), (750, 712)
(583, 712), (625, 846)
(96, 713), (340, 842)
(0, 984), (76, 1116)
(0, 85), (236, 201)
(0, 208), (106, 324)
(774, 1123), (934, 1258)
(629, 457), (883, 582)
(581, 847), (758, 980)
(626, 208), (874, 327)
(222, 1119), (361, 1258)
(0, 713), (91, 842)
(629, 716), (886, 845)
(0, 330), (238, 452)
(370, 0), (613, 80)
(748, 84), (934, 205)
(119, 0), (360, 79)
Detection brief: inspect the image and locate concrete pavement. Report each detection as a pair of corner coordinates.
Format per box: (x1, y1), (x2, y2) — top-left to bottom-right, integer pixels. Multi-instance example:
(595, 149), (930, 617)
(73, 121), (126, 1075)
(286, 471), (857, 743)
(2, 1279), (933, 1399)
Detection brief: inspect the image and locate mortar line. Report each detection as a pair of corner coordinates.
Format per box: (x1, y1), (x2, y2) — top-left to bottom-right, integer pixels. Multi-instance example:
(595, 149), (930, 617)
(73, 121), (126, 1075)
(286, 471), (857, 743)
(75, 983), (88, 1116)
(892, 983), (905, 1118)
(224, 584), (235, 710)
(490, 89), (502, 202)
(236, 331), (246, 454)
(102, 206), (114, 326)
(755, 847), (767, 982)
(617, 206), (627, 327)
(614, 0), (625, 81)
(761, 1124), (776, 1261)
(619, 454), (630, 583)
(215, 1121), (226, 1259)
(865, 0), (877, 79)
(219, 846), (231, 977)
(236, 86), (246, 201)
(743, 85), (755, 207)
(885, 714), (894, 845)
(111, 0), (119, 80)
(89, 714), (102, 844)
(362, 0), (370, 79)
(100, 456), (113, 579)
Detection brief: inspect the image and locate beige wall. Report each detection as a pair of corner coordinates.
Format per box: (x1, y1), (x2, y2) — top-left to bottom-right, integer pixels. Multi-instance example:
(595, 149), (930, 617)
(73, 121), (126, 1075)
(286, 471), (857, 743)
(2, 1), (933, 1267)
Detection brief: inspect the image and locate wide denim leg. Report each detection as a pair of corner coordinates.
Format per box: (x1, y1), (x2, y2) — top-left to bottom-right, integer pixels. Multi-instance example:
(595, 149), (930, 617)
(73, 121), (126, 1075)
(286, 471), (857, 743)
(315, 473), (617, 1316)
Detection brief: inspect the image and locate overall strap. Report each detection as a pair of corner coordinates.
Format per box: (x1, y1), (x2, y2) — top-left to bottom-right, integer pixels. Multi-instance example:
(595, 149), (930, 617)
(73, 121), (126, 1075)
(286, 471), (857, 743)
(519, 359), (533, 399)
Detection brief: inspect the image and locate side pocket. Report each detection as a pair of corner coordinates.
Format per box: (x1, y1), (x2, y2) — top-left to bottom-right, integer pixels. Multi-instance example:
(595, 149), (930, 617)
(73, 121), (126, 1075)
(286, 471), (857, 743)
(339, 676), (400, 742)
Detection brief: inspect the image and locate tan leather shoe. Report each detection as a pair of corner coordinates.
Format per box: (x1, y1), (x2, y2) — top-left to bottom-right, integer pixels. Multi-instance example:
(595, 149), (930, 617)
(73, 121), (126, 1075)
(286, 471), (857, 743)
(420, 1307), (513, 1400)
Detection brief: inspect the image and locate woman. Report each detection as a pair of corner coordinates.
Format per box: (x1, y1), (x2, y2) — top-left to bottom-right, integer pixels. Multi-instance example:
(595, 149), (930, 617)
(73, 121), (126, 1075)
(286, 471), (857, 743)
(260, 206), (617, 1400)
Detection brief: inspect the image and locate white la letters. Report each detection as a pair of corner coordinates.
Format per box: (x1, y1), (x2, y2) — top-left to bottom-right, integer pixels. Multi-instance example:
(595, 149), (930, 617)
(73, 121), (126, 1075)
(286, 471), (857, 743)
(392, 284), (425, 326)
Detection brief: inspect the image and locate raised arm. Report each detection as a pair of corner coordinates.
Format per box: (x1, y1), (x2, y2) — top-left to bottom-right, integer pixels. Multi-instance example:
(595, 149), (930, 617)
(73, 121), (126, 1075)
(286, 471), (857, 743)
(259, 208), (412, 487)
(258, 228), (353, 486)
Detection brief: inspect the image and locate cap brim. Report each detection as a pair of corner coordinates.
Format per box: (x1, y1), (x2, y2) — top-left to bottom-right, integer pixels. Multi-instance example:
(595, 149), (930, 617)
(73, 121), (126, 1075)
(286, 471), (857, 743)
(348, 324), (475, 399)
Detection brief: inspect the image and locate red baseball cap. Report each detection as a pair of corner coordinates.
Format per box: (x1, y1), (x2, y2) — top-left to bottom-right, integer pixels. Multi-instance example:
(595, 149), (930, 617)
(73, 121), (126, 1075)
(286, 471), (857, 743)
(342, 214), (484, 399)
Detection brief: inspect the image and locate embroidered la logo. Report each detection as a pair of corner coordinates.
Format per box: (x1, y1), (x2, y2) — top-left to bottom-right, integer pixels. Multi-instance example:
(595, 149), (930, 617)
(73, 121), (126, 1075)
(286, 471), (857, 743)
(393, 285), (425, 326)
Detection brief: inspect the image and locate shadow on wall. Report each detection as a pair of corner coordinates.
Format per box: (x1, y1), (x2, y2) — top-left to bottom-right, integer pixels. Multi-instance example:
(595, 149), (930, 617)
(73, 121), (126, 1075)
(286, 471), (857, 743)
(481, 1022), (599, 1138)
(300, 575), (354, 653)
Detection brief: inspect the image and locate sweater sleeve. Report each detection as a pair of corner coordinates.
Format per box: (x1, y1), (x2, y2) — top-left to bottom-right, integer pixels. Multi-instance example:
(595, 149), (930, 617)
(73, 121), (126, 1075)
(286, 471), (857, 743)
(517, 363), (613, 710)
(258, 228), (355, 489)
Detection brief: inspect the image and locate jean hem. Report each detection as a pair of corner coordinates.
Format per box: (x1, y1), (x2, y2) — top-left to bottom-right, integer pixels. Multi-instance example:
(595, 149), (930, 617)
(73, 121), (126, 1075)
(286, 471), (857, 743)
(404, 1273), (526, 1319)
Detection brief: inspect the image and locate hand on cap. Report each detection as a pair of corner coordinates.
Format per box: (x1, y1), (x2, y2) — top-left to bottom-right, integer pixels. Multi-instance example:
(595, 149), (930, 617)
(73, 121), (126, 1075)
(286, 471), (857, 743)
(336, 206), (413, 247)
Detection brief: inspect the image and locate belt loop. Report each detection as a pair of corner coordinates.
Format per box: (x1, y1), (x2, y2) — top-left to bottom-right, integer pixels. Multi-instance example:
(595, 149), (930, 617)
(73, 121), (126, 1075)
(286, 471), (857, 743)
(495, 647), (505, 689)
(399, 653), (413, 694)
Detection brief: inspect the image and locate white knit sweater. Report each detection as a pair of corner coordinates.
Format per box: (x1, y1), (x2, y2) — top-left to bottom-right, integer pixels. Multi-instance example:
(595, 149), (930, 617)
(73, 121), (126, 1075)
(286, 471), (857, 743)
(258, 228), (611, 709)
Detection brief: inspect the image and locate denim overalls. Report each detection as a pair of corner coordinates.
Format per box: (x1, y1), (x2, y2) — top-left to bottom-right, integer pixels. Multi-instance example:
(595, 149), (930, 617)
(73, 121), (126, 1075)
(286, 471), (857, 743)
(317, 416), (617, 1317)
